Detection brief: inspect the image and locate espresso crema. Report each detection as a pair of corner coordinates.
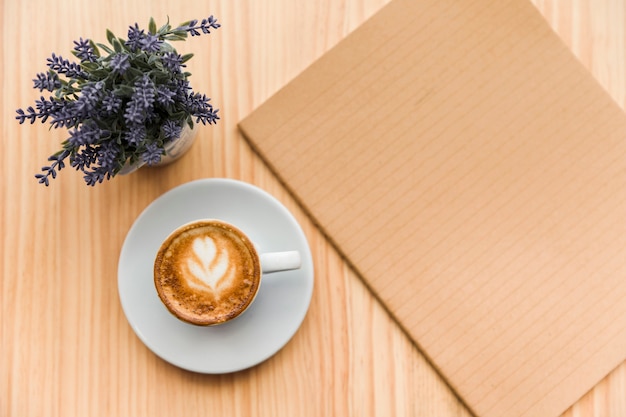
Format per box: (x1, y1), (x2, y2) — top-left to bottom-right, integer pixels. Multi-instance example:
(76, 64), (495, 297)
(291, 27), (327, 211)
(154, 220), (261, 326)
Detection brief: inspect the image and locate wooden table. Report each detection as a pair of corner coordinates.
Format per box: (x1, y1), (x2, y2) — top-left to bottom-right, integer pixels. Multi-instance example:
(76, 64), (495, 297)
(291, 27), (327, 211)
(2, 1), (624, 416)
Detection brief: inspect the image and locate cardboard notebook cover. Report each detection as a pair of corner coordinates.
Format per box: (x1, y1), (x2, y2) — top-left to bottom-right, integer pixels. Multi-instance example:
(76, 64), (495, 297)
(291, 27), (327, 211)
(239, 0), (626, 416)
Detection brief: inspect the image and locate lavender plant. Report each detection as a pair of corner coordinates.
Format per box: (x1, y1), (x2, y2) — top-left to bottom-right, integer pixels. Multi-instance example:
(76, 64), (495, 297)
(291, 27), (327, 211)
(16, 17), (220, 186)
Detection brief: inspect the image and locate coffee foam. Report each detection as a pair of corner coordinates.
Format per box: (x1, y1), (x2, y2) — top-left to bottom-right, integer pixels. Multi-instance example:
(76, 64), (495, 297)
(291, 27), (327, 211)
(154, 221), (261, 325)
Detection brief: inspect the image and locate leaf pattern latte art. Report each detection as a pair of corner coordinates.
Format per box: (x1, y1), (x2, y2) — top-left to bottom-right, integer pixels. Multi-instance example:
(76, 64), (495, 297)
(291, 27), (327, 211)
(185, 236), (235, 293)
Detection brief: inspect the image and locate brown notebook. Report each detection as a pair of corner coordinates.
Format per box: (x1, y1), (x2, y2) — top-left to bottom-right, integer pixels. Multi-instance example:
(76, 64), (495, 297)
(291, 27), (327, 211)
(238, 0), (626, 416)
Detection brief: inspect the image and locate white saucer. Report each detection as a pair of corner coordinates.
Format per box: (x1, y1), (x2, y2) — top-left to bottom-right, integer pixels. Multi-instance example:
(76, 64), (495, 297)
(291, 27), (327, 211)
(118, 178), (314, 373)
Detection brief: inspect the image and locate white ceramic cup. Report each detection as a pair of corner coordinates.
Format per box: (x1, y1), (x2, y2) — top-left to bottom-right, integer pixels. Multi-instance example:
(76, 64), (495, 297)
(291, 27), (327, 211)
(153, 219), (301, 326)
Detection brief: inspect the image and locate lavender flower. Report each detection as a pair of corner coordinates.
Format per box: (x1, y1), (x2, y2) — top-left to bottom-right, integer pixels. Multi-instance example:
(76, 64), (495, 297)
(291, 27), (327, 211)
(16, 16), (220, 186)
(73, 38), (97, 62)
(71, 145), (97, 171)
(34, 96), (59, 123)
(133, 75), (156, 109)
(142, 142), (163, 165)
(49, 101), (81, 129)
(97, 140), (120, 168)
(161, 51), (184, 72)
(123, 101), (142, 125)
(35, 150), (69, 186)
(110, 53), (130, 75)
(140, 33), (163, 53)
(124, 75), (155, 125)
(156, 85), (176, 107)
(47, 53), (88, 79)
(183, 16), (221, 36)
(83, 167), (110, 186)
(15, 107), (36, 124)
(124, 125), (146, 146)
(67, 121), (109, 146)
(162, 120), (182, 140)
(74, 82), (104, 117)
(17, 96), (61, 124)
(33, 72), (61, 92)
(184, 93), (219, 125)
(125, 23), (145, 52)
(101, 92), (122, 115)
(79, 140), (122, 185)
(171, 79), (192, 101)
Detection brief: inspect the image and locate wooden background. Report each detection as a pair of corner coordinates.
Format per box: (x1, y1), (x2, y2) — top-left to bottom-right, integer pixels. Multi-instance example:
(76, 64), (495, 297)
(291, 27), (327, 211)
(1, 1), (624, 416)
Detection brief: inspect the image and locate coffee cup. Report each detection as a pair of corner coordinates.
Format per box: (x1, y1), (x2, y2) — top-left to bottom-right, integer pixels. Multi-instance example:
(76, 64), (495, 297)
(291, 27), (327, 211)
(153, 219), (301, 326)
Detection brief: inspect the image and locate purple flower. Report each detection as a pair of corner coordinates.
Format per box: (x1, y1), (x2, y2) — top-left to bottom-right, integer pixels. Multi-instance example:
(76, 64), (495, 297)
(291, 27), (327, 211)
(33, 96), (60, 123)
(140, 33), (163, 53)
(83, 167), (110, 186)
(47, 53), (88, 79)
(124, 75), (155, 125)
(142, 142), (162, 165)
(92, 141), (121, 181)
(73, 38), (97, 62)
(123, 100), (143, 125)
(68, 122), (104, 146)
(110, 53), (130, 75)
(124, 125), (146, 146)
(125, 23), (145, 51)
(17, 16), (221, 186)
(33, 72), (61, 92)
(15, 96), (68, 125)
(184, 92), (219, 125)
(17, 99), (64, 125)
(182, 16), (220, 37)
(35, 150), (70, 186)
(134, 75), (155, 108)
(156, 85), (176, 107)
(101, 92), (122, 115)
(161, 52), (184, 72)
(49, 101), (81, 129)
(162, 120), (182, 140)
(74, 82), (104, 118)
(71, 145), (97, 171)
(171, 79), (192, 101)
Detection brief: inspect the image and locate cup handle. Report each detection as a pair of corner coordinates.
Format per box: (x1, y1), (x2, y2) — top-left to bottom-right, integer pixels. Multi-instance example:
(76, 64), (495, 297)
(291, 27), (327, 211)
(260, 251), (302, 274)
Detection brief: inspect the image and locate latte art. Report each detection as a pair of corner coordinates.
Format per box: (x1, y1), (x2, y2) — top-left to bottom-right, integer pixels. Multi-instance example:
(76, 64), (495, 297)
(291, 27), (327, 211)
(154, 220), (261, 326)
(185, 236), (235, 293)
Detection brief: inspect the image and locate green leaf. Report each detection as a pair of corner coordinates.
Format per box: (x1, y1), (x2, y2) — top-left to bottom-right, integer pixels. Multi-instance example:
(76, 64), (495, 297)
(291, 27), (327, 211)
(81, 62), (99, 71)
(114, 84), (135, 97)
(90, 69), (111, 79)
(111, 37), (123, 53)
(96, 43), (114, 55)
(124, 67), (144, 81)
(89, 39), (101, 58)
(106, 29), (116, 45)
(157, 16), (171, 36)
(147, 54), (160, 65)
(149, 17), (157, 35)
(163, 34), (187, 42)
(167, 28), (188, 41)
(132, 57), (153, 71)
(159, 42), (175, 53)
(151, 69), (170, 83)
(170, 110), (187, 119)
(181, 53), (194, 63)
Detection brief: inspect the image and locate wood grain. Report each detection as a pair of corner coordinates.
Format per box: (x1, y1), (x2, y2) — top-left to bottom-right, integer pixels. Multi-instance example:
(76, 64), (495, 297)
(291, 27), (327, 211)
(1, 1), (623, 416)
